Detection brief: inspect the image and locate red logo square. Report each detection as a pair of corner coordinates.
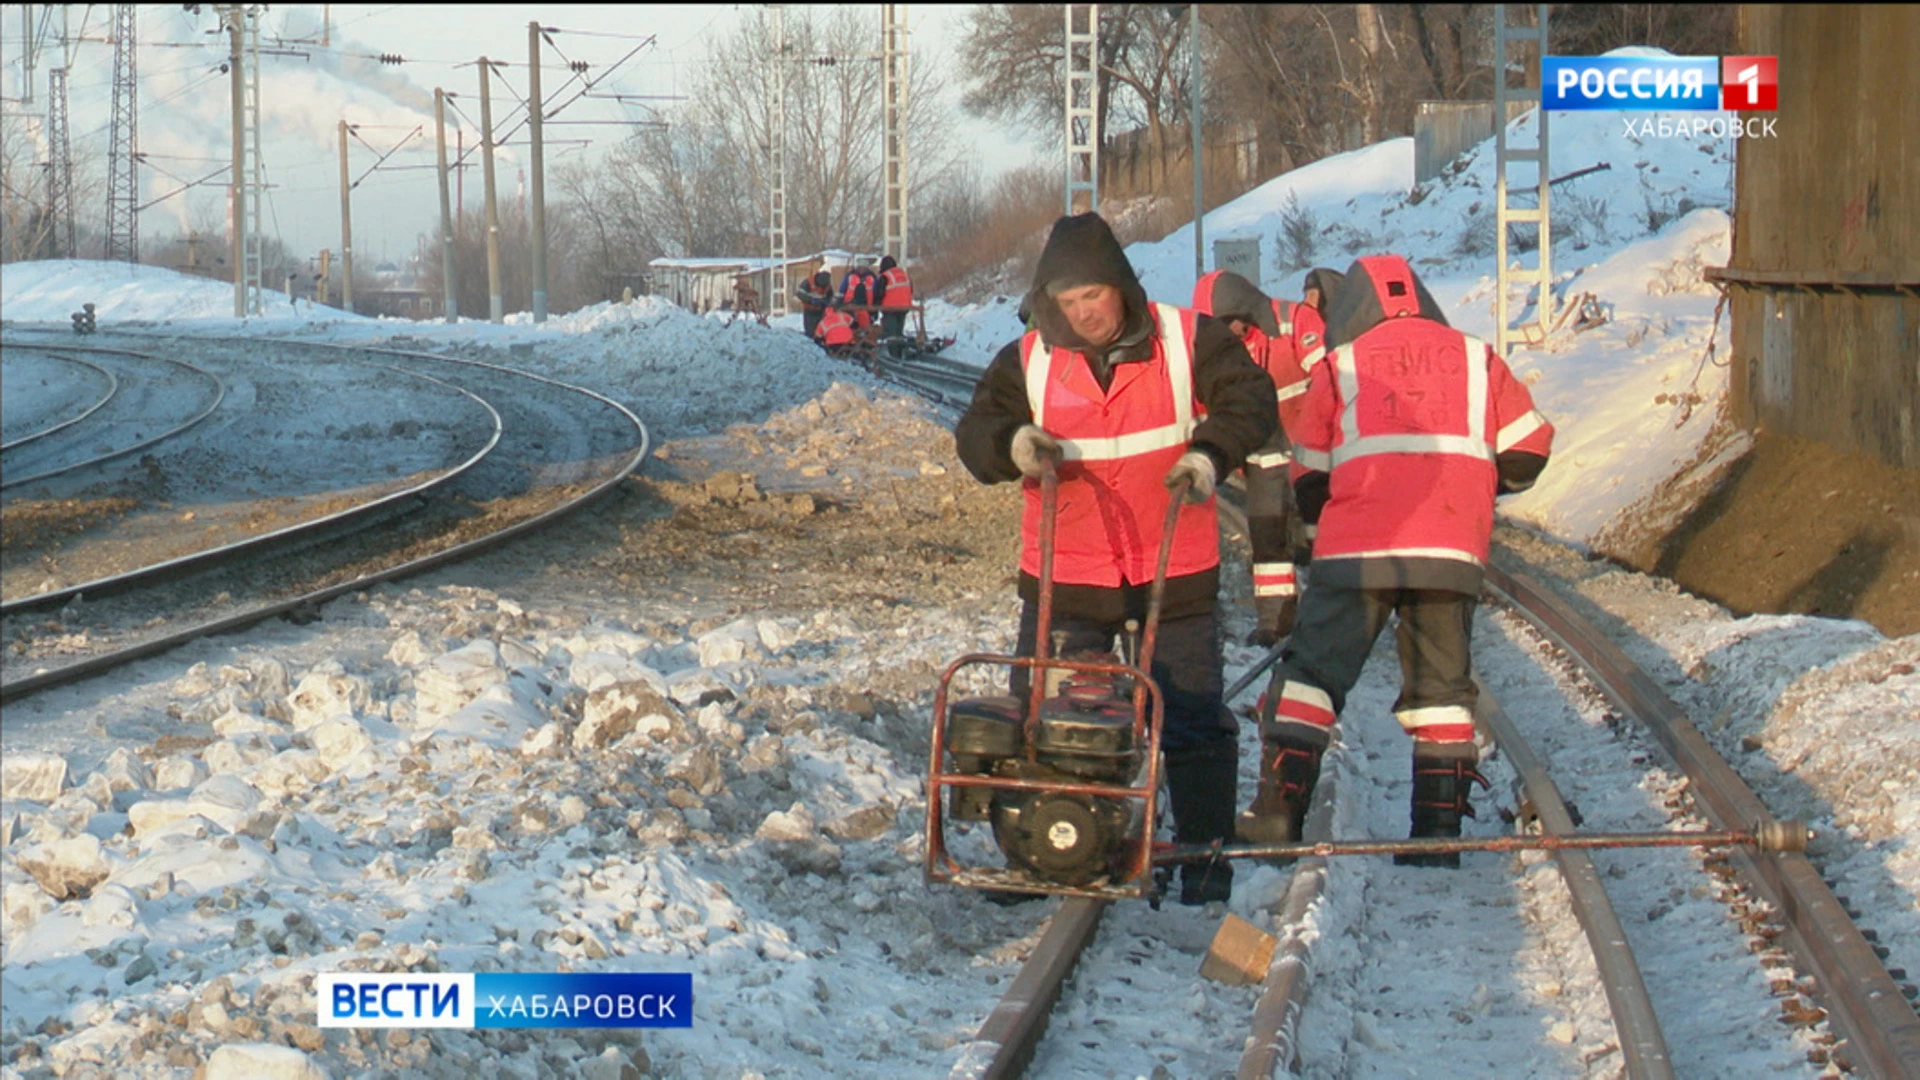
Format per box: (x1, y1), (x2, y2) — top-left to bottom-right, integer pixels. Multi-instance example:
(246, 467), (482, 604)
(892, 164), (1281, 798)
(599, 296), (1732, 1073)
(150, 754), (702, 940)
(1722, 56), (1778, 111)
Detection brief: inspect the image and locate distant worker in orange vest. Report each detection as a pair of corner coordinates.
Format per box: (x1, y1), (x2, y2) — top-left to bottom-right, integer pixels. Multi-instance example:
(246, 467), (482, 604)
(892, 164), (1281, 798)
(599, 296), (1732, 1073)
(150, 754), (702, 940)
(838, 260), (879, 334)
(876, 254), (914, 339)
(814, 303), (856, 352)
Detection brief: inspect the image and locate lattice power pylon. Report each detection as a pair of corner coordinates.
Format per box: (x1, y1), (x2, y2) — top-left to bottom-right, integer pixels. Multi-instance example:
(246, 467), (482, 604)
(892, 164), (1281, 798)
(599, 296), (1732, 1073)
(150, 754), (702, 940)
(105, 3), (140, 263)
(47, 65), (75, 258)
(766, 6), (788, 317)
(1064, 4), (1099, 215)
(241, 7), (264, 315)
(880, 4), (908, 267)
(1493, 4), (1552, 355)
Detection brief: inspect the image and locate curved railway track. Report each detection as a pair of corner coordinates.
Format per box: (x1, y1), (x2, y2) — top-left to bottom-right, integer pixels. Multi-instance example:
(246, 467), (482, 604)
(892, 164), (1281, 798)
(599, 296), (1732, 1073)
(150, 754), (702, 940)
(0, 347), (119, 451)
(0, 342), (226, 491)
(0, 335), (649, 704)
(872, 348), (1920, 1078)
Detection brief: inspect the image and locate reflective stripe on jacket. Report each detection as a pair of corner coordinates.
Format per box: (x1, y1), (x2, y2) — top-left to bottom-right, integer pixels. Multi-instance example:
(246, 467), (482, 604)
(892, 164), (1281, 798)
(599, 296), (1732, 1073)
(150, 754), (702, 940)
(815, 307), (855, 346)
(879, 266), (913, 310)
(1016, 302), (1219, 587)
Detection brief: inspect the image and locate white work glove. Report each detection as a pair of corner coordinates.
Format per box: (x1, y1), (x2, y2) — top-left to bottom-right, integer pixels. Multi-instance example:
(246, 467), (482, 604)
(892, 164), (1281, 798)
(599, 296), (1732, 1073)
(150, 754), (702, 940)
(1164, 450), (1217, 504)
(1010, 424), (1061, 478)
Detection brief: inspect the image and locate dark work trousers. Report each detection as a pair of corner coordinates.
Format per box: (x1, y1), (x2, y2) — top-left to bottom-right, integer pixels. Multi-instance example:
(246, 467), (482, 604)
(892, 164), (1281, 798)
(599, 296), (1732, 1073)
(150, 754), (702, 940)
(1010, 602), (1236, 754)
(801, 307), (823, 338)
(880, 310), (907, 339)
(1275, 586), (1477, 733)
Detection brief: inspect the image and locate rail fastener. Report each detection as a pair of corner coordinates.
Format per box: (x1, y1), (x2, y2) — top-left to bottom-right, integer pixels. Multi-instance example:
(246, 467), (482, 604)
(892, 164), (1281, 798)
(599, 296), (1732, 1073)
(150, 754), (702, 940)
(1153, 819), (1810, 865)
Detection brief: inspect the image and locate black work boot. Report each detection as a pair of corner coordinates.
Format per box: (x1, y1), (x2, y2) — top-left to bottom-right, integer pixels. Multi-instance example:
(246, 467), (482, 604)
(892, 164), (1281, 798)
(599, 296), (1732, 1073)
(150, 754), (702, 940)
(1394, 744), (1490, 869)
(1237, 724), (1331, 845)
(1163, 739), (1238, 905)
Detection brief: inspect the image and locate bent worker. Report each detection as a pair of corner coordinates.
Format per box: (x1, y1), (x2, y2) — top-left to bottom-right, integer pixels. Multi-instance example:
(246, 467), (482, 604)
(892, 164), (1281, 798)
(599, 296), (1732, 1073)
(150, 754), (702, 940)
(814, 301), (856, 353)
(796, 270), (834, 339)
(1248, 254), (1553, 861)
(954, 212), (1278, 905)
(876, 254), (914, 340)
(1191, 269), (1320, 648)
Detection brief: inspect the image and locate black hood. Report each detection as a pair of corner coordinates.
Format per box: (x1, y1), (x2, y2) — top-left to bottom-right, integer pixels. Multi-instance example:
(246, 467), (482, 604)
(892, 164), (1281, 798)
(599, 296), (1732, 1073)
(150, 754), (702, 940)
(1024, 213), (1154, 359)
(1300, 267), (1346, 311)
(1322, 255), (1447, 349)
(880, 255), (897, 272)
(1194, 270), (1279, 338)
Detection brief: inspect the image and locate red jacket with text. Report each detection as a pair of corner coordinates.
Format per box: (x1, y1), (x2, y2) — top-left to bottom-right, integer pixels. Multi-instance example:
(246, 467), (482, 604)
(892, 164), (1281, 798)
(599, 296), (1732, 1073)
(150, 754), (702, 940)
(878, 261), (913, 311)
(1290, 254), (1553, 594)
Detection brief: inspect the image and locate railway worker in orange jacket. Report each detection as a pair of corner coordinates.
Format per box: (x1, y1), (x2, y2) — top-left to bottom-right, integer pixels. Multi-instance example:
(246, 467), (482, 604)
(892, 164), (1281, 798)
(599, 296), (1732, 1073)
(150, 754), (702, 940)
(814, 303), (856, 351)
(1247, 254), (1553, 865)
(876, 254), (914, 340)
(1190, 268), (1334, 646)
(955, 212), (1279, 905)
(838, 260), (879, 334)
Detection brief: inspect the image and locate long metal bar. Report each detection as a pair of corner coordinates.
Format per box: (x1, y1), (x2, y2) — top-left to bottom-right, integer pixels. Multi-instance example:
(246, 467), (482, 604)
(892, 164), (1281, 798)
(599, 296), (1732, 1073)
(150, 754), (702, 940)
(527, 22), (548, 323)
(1155, 826), (1796, 864)
(948, 897), (1106, 1080)
(1474, 678), (1675, 1079)
(1488, 563), (1920, 1078)
(1704, 266), (1920, 289)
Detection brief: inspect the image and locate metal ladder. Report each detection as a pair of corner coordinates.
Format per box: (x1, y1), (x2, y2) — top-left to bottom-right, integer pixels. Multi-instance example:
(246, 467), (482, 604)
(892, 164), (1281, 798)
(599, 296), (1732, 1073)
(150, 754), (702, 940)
(1493, 4), (1551, 355)
(1064, 4), (1099, 215)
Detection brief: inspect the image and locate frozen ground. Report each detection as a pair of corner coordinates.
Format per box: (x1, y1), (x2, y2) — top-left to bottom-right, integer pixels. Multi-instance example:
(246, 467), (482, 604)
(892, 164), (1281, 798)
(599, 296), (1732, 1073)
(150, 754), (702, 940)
(3, 86), (1915, 1079)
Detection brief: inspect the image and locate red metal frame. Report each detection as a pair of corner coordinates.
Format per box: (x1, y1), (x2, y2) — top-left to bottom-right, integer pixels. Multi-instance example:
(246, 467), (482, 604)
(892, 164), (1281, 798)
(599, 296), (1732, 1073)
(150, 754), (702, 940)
(924, 459), (1190, 900)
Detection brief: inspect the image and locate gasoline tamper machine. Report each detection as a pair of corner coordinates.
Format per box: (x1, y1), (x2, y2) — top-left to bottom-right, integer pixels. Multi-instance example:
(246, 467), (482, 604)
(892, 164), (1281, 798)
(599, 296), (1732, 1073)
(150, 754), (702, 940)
(923, 458), (1190, 900)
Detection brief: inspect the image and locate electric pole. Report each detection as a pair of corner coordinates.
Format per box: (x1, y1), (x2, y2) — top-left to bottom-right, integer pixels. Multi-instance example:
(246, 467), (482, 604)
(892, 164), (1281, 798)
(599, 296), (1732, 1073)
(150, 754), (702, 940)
(106, 3), (139, 263)
(527, 24), (549, 322)
(1064, 5), (1099, 215)
(767, 6), (787, 317)
(881, 5), (908, 268)
(223, 5), (245, 316)
(479, 56), (504, 323)
(47, 65), (74, 257)
(1190, 2), (1202, 280)
(435, 89), (459, 322)
(338, 120), (354, 313)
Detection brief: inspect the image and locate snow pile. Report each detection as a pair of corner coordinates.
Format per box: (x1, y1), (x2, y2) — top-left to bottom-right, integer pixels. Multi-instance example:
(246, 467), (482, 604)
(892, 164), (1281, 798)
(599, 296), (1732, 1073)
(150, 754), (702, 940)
(0, 261), (338, 326)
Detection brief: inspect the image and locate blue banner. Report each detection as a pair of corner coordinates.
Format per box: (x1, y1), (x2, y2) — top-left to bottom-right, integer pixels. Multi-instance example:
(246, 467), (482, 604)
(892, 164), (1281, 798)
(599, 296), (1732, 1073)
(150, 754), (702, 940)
(473, 972), (693, 1028)
(1542, 56), (1721, 111)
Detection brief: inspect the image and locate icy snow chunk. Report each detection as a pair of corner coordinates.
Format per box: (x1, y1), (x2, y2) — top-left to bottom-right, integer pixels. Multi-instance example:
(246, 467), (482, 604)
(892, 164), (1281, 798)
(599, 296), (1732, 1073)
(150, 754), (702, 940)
(386, 628), (438, 667)
(205, 1042), (330, 1080)
(212, 708), (284, 738)
(81, 881), (141, 928)
(97, 747), (151, 794)
(205, 735), (277, 776)
(16, 832), (112, 899)
(151, 754), (209, 792)
(254, 750), (330, 797)
(696, 618), (767, 668)
(2, 751), (69, 802)
(756, 617), (801, 654)
(308, 716), (372, 767)
(569, 650), (668, 694)
(2, 863), (55, 934)
(414, 640), (506, 723)
(756, 802), (818, 843)
(579, 680), (681, 750)
(47, 1022), (141, 1075)
(129, 775), (262, 836)
(286, 664), (374, 730)
(430, 684), (541, 749)
(666, 667), (737, 708)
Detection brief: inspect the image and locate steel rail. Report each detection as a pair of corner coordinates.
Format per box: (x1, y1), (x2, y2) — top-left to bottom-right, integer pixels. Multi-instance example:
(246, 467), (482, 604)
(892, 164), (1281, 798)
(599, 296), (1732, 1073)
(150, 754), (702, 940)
(1473, 674), (1675, 1079)
(0, 349), (119, 452)
(947, 897), (1107, 1080)
(1, 344), (649, 704)
(0, 344), (226, 491)
(1, 360), (503, 616)
(1487, 562), (1920, 1078)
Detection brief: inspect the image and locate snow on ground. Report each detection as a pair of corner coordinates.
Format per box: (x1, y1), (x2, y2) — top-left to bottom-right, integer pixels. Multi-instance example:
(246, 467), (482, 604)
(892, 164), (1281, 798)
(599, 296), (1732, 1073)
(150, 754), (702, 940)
(2, 89), (1915, 1079)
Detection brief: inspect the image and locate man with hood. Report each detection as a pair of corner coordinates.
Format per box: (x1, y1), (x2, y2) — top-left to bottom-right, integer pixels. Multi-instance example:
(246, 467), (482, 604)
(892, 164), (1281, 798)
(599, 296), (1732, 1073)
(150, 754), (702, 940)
(875, 254), (914, 339)
(954, 213), (1278, 905)
(1189, 267), (1342, 651)
(796, 270), (834, 339)
(1252, 254), (1553, 863)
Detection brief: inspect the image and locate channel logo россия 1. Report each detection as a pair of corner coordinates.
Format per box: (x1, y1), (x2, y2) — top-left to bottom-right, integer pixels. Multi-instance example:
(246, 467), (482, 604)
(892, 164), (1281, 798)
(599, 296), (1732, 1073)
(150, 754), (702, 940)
(1542, 55), (1779, 111)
